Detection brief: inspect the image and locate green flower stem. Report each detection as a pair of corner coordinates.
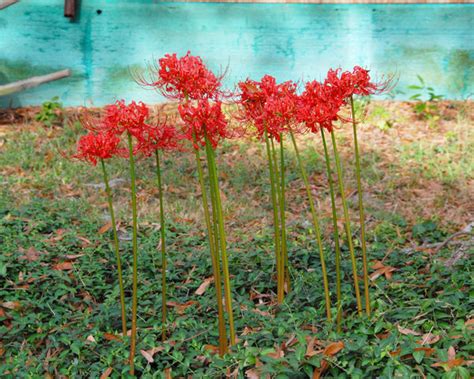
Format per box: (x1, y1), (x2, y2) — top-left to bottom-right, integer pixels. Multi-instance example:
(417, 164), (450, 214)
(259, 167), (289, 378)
(278, 134), (290, 293)
(289, 131), (332, 321)
(264, 130), (283, 303)
(204, 136), (236, 346)
(193, 141), (227, 356)
(270, 137), (285, 302)
(350, 96), (371, 316)
(329, 129), (363, 315)
(127, 133), (139, 375)
(100, 159), (127, 338)
(154, 150), (168, 341)
(320, 129), (343, 331)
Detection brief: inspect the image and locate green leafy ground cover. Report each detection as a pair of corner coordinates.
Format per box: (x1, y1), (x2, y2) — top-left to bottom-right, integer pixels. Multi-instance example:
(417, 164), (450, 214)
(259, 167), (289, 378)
(0, 101), (473, 378)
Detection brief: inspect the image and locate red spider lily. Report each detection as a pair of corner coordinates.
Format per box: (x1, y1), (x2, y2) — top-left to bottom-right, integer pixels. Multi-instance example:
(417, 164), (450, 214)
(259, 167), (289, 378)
(73, 131), (120, 166)
(137, 121), (182, 157)
(238, 75), (298, 141)
(100, 100), (150, 139)
(297, 80), (345, 133)
(141, 51), (222, 101)
(178, 99), (229, 149)
(325, 66), (390, 99)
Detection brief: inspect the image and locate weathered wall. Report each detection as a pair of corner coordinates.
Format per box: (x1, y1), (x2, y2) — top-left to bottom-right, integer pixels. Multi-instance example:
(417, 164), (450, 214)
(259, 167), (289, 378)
(0, 1), (472, 106)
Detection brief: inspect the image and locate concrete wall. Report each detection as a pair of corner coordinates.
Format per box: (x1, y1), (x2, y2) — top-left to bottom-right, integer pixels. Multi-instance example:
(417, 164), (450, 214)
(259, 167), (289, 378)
(0, 1), (472, 106)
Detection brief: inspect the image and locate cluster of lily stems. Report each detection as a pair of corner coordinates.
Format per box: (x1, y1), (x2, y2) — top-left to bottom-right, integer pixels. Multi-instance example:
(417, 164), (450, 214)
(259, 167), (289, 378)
(73, 53), (386, 374)
(264, 96), (371, 330)
(94, 101), (369, 374)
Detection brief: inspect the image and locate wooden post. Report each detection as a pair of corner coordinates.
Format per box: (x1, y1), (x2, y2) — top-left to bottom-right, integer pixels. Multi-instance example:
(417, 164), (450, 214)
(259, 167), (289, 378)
(0, 70), (71, 96)
(64, 0), (76, 19)
(0, 0), (18, 10)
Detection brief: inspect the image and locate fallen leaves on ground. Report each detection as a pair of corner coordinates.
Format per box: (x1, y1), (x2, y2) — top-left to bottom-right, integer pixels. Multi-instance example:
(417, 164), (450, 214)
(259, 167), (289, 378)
(1, 301), (21, 310)
(140, 346), (165, 363)
(195, 277), (214, 295)
(370, 260), (397, 280)
(431, 346), (465, 371)
(52, 262), (74, 271)
(18, 246), (46, 262)
(397, 324), (422, 336)
(166, 300), (198, 315)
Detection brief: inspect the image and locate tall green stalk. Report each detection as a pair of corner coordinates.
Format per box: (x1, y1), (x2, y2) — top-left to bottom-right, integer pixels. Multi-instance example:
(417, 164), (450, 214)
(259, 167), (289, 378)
(127, 133), (139, 375)
(320, 129), (343, 331)
(264, 130), (283, 303)
(329, 129), (363, 315)
(154, 150), (168, 341)
(193, 141), (227, 356)
(204, 136), (236, 346)
(270, 137), (286, 301)
(278, 135), (290, 293)
(289, 131), (332, 321)
(100, 159), (127, 337)
(350, 96), (371, 316)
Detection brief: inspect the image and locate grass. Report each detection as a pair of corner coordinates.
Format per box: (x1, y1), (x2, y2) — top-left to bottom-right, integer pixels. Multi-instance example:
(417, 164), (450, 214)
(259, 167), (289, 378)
(0, 100), (473, 378)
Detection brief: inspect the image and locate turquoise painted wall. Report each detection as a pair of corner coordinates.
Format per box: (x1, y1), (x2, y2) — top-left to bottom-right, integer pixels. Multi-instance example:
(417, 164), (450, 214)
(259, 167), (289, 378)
(0, 1), (473, 106)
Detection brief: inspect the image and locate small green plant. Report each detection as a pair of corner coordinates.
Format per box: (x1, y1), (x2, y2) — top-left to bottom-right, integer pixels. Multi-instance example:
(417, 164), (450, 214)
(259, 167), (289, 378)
(408, 76), (444, 125)
(369, 104), (394, 131)
(35, 96), (63, 127)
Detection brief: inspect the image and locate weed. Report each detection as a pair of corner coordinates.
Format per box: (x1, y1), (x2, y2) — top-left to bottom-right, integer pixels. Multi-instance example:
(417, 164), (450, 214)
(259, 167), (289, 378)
(35, 96), (63, 127)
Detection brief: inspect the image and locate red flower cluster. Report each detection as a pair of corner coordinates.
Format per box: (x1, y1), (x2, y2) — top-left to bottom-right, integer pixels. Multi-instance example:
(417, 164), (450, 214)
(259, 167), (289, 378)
(325, 66), (388, 100)
(178, 100), (229, 149)
(75, 99), (182, 163)
(146, 51), (222, 101)
(137, 120), (182, 157)
(297, 80), (344, 133)
(238, 75), (298, 141)
(298, 66), (390, 133)
(101, 100), (150, 139)
(140, 51), (233, 150)
(73, 132), (120, 166)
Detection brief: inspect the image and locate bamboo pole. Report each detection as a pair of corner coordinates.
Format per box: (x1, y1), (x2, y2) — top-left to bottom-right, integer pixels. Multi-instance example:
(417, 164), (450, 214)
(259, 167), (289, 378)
(0, 70), (70, 96)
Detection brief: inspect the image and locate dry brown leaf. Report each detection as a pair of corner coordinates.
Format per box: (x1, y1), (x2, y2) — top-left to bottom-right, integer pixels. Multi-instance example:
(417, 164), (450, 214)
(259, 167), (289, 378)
(376, 332), (391, 340)
(246, 368), (260, 379)
(164, 367), (172, 379)
(18, 246), (45, 262)
(370, 261), (397, 281)
(323, 341), (344, 357)
(140, 346), (165, 363)
(390, 348), (402, 357)
(204, 344), (219, 354)
(140, 349), (154, 363)
(103, 332), (122, 342)
(166, 300), (197, 315)
(252, 307), (272, 318)
(465, 318), (474, 330)
(64, 254), (85, 260)
(195, 277), (213, 296)
(77, 236), (92, 246)
(266, 345), (284, 359)
(397, 325), (422, 336)
(448, 346), (456, 361)
(100, 367), (113, 379)
(305, 336), (320, 358)
(98, 221), (112, 234)
(312, 360), (329, 379)
(1, 301), (21, 310)
(418, 333), (441, 345)
(431, 358), (465, 370)
(53, 262), (73, 271)
(414, 347), (435, 357)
